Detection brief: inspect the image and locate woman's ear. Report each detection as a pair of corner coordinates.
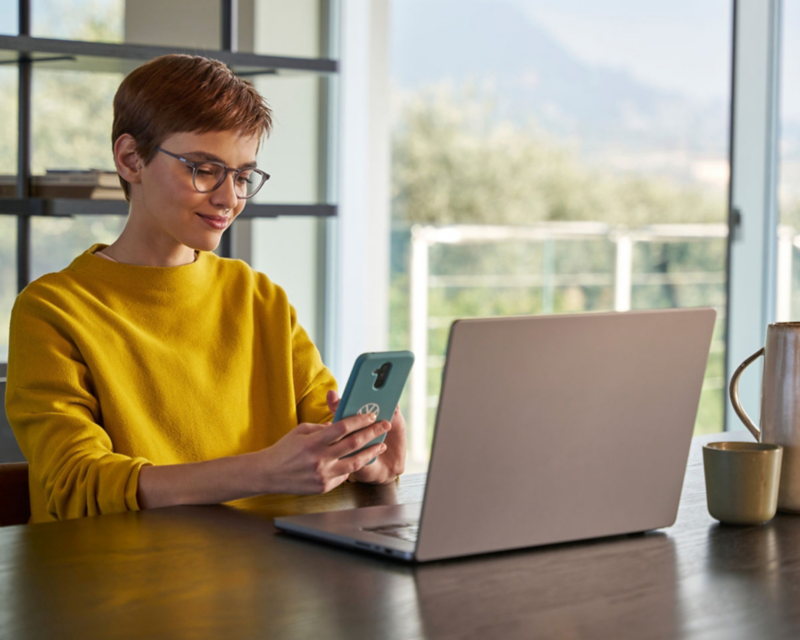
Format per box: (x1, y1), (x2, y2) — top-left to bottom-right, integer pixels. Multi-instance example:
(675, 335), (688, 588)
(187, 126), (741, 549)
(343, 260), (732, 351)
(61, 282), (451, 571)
(114, 133), (144, 185)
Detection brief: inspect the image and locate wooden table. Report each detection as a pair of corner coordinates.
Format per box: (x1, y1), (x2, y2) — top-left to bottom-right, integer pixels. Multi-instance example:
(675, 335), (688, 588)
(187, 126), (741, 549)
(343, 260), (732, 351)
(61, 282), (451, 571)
(1, 432), (799, 640)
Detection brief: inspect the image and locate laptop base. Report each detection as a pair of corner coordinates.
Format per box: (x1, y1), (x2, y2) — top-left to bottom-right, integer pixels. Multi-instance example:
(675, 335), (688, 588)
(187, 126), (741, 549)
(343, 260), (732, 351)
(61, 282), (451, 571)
(275, 503), (421, 562)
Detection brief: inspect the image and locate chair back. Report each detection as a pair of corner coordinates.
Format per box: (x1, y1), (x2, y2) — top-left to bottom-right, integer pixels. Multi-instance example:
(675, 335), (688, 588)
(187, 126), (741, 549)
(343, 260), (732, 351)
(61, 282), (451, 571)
(0, 463), (30, 526)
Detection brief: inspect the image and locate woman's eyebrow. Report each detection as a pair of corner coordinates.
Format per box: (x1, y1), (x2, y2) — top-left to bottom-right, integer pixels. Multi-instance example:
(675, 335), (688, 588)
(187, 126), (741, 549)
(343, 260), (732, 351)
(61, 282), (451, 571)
(183, 150), (258, 169)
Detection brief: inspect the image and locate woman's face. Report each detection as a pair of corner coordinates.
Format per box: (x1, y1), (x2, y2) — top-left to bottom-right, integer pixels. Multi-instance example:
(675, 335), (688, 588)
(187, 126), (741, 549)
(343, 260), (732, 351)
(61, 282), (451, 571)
(135, 129), (260, 254)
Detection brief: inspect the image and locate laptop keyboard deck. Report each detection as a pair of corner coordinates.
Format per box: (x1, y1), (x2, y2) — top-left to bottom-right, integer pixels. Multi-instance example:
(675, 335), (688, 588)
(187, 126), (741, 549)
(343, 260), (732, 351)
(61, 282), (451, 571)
(362, 523), (419, 543)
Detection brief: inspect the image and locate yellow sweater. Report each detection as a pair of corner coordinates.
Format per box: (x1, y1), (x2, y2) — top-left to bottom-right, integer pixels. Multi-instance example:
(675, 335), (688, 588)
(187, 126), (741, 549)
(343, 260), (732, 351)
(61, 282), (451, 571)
(5, 244), (336, 523)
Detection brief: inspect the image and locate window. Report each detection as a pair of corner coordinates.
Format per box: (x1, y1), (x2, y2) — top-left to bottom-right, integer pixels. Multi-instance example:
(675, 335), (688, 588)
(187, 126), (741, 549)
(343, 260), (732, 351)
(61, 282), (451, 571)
(779, 0), (800, 319)
(389, 0), (733, 468)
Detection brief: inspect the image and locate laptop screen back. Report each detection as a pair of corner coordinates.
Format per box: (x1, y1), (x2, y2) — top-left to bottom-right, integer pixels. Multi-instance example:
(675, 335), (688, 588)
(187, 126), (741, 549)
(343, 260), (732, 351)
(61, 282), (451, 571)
(415, 308), (716, 562)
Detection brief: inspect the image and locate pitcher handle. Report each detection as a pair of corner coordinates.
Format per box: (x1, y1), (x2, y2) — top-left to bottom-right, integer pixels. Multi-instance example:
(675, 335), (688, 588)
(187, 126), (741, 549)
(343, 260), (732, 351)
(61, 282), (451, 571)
(729, 347), (765, 440)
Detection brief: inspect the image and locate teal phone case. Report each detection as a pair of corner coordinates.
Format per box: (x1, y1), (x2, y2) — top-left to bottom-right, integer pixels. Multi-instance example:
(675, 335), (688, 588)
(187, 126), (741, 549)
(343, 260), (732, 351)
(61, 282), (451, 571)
(335, 351), (415, 463)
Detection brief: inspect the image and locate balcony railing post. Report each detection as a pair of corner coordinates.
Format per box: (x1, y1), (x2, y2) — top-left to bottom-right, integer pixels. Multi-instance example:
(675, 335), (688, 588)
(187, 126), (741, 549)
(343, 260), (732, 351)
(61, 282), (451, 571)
(614, 229), (633, 312)
(542, 237), (554, 314)
(409, 225), (430, 465)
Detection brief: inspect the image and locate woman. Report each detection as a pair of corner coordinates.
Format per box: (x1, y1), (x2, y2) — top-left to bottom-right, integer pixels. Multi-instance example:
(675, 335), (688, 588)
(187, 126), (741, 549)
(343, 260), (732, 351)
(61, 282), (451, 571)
(5, 54), (406, 523)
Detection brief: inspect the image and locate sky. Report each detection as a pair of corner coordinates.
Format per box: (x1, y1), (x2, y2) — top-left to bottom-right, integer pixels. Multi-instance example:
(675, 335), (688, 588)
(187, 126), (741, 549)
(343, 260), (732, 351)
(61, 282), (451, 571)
(502, 0), (732, 105)
(504, 0), (800, 121)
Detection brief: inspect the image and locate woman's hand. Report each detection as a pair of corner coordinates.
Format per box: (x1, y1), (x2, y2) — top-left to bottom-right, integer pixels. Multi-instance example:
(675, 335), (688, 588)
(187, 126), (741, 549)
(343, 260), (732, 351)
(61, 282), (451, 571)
(326, 390), (407, 484)
(257, 410), (392, 495)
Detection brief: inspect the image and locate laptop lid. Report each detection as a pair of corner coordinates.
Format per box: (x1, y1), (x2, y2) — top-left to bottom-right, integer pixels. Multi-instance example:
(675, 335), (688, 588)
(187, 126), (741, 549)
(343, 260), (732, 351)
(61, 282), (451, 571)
(414, 308), (715, 562)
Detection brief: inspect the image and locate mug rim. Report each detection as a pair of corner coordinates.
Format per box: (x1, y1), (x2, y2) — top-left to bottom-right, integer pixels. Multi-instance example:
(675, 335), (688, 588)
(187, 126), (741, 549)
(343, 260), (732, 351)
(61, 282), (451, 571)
(704, 441), (782, 453)
(768, 321), (800, 328)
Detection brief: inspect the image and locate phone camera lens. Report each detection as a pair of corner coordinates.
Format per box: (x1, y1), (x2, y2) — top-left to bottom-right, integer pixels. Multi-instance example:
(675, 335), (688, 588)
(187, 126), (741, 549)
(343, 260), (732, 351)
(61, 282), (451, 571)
(373, 362), (392, 389)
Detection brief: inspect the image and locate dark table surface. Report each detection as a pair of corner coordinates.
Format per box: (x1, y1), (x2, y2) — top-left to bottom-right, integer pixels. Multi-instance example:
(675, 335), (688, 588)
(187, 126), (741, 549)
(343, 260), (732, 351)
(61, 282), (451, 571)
(1, 431), (797, 640)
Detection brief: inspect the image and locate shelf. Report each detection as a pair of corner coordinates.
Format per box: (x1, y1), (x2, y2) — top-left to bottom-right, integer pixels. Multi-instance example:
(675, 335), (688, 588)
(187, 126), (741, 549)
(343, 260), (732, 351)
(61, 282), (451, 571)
(0, 198), (337, 218)
(237, 204), (337, 219)
(0, 35), (337, 76)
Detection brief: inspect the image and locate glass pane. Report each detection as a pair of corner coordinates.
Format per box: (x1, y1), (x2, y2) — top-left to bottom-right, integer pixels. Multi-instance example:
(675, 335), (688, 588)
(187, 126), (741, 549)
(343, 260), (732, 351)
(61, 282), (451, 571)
(122, 0), (219, 49)
(32, 0), (124, 42)
(250, 75), (323, 204)
(390, 0), (733, 468)
(251, 217), (324, 346)
(0, 0), (18, 36)
(779, 1), (800, 320)
(0, 216), (17, 362)
(0, 66), (17, 176)
(32, 69), (119, 175)
(247, 0), (323, 58)
(31, 215), (126, 281)
(117, 0), (324, 57)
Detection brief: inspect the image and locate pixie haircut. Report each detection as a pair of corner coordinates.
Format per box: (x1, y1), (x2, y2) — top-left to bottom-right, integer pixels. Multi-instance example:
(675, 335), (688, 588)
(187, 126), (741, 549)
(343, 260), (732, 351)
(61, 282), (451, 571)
(112, 54), (273, 200)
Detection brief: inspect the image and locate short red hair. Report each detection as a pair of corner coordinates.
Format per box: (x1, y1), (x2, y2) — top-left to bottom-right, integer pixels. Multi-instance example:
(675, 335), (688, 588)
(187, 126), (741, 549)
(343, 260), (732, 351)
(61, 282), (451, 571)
(112, 54), (273, 200)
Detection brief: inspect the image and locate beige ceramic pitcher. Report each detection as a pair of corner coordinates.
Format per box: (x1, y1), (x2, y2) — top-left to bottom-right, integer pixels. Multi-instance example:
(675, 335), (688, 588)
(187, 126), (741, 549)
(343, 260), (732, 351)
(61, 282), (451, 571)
(730, 322), (800, 513)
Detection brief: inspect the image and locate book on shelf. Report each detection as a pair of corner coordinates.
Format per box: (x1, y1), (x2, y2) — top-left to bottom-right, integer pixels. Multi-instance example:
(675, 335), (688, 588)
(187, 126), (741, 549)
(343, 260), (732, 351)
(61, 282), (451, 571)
(0, 170), (125, 199)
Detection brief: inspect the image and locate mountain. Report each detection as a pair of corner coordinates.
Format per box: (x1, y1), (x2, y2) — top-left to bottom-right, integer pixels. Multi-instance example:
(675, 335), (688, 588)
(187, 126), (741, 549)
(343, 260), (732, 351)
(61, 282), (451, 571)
(390, 0), (729, 173)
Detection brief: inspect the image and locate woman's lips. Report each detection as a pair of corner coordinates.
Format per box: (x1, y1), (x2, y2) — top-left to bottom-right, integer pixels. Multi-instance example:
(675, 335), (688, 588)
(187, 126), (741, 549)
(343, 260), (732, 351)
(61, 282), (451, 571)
(196, 213), (230, 229)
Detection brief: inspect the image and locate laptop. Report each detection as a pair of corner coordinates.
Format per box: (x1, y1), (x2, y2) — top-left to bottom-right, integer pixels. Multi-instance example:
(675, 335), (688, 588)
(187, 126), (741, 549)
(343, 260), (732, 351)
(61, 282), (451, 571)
(275, 308), (716, 562)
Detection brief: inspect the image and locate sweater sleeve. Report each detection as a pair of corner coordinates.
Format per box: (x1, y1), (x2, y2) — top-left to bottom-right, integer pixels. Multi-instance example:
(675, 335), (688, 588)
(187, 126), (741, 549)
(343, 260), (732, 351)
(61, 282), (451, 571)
(288, 302), (337, 425)
(5, 290), (152, 522)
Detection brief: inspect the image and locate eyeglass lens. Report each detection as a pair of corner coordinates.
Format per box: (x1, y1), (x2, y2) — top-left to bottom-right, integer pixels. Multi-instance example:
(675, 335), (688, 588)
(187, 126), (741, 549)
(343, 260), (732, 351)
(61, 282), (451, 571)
(193, 163), (266, 198)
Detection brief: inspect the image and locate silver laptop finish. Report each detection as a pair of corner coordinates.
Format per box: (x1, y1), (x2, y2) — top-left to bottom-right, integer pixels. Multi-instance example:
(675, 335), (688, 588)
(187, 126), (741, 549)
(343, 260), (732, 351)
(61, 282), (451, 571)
(275, 308), (716, 562)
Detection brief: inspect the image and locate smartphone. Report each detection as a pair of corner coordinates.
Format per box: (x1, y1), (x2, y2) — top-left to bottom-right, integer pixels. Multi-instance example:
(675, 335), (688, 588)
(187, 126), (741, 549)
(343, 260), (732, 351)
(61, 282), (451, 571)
(334, 350), (415, 463)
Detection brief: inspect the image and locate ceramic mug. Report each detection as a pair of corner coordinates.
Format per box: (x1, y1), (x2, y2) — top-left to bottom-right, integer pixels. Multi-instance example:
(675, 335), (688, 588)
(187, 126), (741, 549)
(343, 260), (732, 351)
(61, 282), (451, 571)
(729, 322), (800, 513)
(703, 441), (783, 525)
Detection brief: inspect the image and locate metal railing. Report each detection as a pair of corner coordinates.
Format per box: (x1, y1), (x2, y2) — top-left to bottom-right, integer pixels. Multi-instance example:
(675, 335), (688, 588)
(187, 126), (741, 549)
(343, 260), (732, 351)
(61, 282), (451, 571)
(406, 221), (762, 466)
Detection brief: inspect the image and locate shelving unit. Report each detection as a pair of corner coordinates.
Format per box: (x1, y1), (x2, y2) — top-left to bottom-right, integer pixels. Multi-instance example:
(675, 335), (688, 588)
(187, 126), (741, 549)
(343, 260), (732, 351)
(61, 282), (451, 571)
(1, 0), (338, 291)
(0, 199), (337, 218)
(0, 34), (337, 75)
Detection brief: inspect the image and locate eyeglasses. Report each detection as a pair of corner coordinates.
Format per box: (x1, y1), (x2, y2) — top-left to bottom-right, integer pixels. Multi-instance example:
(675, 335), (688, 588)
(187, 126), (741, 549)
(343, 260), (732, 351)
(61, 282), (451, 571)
(156, 147), (270, 199)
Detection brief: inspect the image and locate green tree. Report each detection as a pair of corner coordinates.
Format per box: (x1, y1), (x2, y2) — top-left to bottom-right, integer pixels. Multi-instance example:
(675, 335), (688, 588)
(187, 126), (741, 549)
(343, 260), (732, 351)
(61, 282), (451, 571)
(392, 86), (725, 228)
(389, 85), (729, 436)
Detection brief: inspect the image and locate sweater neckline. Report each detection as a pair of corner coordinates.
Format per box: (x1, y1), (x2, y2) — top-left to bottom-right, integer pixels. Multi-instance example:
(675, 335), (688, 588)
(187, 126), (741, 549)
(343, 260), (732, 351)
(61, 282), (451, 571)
(95, 248), (199, 264)
(68, 244), (213, 292)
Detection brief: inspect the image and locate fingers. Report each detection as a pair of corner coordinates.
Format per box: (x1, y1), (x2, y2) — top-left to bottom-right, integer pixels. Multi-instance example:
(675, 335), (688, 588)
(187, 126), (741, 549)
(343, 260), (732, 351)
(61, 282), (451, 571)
(294, 422), (328, 436)
(331, 441), (388, 478)
(326, 389), (340, 414)
(318, 472), (350, 494)
(312, 437), (386, 494)
(329, 419), (391, 459)
(318, 411), (380, 445)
